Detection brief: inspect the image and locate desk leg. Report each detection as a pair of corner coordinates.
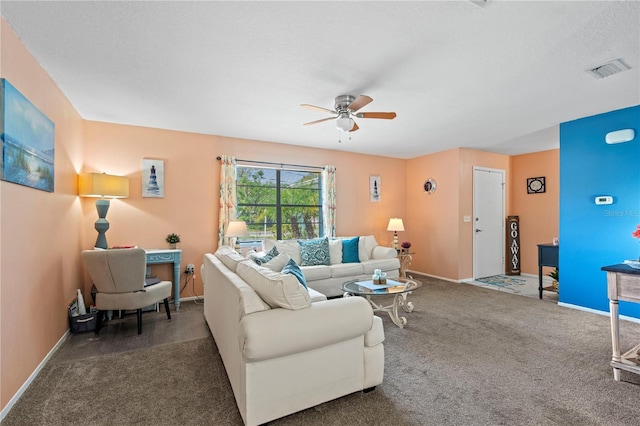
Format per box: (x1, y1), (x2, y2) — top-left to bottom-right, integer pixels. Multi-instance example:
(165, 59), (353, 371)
(610, 299), (621, 381)
(173, 262), (181, 310)
(538, 266), (543, 299)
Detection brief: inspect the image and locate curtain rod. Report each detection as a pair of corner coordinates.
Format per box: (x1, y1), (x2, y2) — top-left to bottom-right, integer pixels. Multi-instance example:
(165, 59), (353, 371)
(216, 156), (326, 171)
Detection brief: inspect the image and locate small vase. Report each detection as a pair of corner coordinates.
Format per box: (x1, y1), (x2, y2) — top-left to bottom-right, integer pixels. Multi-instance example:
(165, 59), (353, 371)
(170, 243), (176, 249)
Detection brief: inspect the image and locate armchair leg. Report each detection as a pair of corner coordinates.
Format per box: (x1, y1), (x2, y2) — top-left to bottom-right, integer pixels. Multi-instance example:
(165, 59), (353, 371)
(163, 298), (171, 320)
(95, 310), (105, 335)
(136, 309), (142, 334)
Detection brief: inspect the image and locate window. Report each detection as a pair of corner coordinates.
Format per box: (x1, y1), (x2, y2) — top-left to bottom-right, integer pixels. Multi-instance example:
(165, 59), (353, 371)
(236, 166), (323, 242)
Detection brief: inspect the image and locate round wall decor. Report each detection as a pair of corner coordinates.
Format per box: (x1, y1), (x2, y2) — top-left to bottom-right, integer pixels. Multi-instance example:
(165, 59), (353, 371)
(424, 178), (437, 194)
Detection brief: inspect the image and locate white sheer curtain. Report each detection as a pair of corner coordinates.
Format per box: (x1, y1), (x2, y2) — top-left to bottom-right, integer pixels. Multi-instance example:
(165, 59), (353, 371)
(218, 156), (237, 247)
(322, 165), (337, 238)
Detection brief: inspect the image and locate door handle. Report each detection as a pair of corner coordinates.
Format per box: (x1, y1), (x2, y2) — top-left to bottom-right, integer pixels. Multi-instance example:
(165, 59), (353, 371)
(475, 229), (483, 233)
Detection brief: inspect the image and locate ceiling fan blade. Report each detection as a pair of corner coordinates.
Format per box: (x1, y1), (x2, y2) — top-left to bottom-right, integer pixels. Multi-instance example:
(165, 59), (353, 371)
(355, 112), (397, 120)
(303, 116), (337, 126)
(348, 95), (373, 112)
(301, 104), (337, 114)
(349, 122), (360, 132)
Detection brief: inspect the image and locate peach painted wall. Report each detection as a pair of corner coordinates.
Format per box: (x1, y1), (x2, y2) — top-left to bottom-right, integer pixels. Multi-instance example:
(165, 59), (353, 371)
(405, 148), (510, 281)
(82, 121), (407, 298)
(1, 19), (85, 411)
(510, 149), (559, 274)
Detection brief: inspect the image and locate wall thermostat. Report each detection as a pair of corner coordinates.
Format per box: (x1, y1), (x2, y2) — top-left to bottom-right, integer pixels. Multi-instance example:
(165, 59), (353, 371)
(595, 196), (613, 205)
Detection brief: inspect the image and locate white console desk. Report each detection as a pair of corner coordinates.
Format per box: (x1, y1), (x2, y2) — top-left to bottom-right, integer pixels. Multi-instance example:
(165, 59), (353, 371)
(145, 249), (182, 310)
(602, 263), (640, 381)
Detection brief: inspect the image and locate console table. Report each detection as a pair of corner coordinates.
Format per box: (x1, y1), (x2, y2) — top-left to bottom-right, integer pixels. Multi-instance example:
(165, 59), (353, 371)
(145, 249), (182, 310)
(601, 263), (640, 381)
(537, 244), (559, 299)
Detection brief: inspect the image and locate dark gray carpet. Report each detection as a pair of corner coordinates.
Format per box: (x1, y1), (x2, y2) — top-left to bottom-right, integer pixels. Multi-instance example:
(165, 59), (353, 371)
(4, 276), (640, 425)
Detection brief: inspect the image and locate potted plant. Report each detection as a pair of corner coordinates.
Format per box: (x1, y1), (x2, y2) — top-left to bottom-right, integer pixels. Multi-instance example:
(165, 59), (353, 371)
(166, 233), (181, 249)
(401, 241), (411, 253)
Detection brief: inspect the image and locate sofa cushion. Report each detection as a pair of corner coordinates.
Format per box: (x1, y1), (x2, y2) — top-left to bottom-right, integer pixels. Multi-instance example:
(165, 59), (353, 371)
(359, 235), (378, 261)
(328, 238), (343, 265)
(298, 237), (331, 266)
(281, 258), (307, 289)
(253, 246), (279, 265)
(299, 264), (332, 281)
(307, 287), (328, 302)
(236, 261), (311, 310)
(214, 245), (249, 272)
(330, 262), (365, 278)
(263, 239), (301, 264)
(262, 252), (290, 272)
(341, 237), (360, 263)
(361, 258), (401, 274)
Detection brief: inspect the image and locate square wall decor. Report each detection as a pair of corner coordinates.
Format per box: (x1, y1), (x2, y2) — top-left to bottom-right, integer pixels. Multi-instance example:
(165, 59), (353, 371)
(142, 159), (164, 197)
(1, 78), (55, 192)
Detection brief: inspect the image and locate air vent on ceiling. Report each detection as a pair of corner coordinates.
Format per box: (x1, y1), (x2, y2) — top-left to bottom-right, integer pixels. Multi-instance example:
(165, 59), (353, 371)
(586, 59), (631, 79)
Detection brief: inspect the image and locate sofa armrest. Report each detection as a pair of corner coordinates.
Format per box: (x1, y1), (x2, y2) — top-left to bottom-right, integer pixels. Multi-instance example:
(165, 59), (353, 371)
(240, 296), (377, 362)
(371, 245), (397, 259)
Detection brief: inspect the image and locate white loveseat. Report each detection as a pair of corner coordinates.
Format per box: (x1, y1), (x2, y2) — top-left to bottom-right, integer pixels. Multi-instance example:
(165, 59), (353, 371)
(202, 246), (385, 426)
(257, 235), (400, 297)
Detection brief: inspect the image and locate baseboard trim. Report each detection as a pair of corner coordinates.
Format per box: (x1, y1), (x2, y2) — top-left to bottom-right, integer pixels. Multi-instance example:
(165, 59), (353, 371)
(558, 302), (640, 324)
(0, 329), (70, 421)
(177, 295), (204, 302)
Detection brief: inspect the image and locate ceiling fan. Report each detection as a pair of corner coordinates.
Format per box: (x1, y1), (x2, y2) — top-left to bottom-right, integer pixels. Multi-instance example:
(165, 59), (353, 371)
(301, 95), (396, 132)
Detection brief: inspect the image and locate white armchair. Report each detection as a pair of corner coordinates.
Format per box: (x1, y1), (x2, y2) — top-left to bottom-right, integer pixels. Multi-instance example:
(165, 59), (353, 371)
(81, 248), (172, 334)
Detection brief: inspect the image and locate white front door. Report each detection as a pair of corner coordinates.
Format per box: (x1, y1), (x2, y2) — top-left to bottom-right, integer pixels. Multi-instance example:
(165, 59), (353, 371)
(473, 167), (505, 278)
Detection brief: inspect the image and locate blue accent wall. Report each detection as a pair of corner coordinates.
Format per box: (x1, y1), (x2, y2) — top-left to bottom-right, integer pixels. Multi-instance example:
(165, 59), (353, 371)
(559, 105), (640, 319)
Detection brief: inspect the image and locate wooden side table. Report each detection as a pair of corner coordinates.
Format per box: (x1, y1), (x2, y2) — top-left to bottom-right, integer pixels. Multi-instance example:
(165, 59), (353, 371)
(537, 244), (559, 299)
(601, 263), (640, 381)
(398, 252), (414, 278)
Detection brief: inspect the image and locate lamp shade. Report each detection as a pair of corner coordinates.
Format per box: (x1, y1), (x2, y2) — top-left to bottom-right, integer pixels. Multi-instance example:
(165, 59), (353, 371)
(226, 220), (249, 237)
(387, 217), (405, 232)
(78, 173), (129, 198)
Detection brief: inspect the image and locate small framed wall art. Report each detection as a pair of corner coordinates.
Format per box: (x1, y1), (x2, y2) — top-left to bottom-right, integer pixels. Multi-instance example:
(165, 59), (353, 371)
(142, 159), (164, 198)
(526, 176), (545, 194)
(370, 175), (380, 202)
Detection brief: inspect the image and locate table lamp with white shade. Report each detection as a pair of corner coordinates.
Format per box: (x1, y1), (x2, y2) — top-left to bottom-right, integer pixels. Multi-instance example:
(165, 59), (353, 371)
(226, 220), (249, 252)
(387, 217), (405, 251)
(78, 172), (129, 249)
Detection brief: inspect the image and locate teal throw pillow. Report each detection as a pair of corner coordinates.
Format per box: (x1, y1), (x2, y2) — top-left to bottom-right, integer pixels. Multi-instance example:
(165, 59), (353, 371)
(298, 237), (330, 267)
(342, 237), (360, 263)
(254, 246), (279, 265)
(281, 258), (307, 289)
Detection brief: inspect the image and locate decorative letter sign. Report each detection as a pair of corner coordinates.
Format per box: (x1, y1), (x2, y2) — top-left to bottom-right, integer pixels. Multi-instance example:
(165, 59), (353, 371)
(506, 216), (521, 275)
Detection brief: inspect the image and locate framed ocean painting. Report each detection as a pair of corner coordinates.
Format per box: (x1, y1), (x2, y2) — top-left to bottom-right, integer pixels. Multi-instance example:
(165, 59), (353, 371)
(1, 78), (55, 192)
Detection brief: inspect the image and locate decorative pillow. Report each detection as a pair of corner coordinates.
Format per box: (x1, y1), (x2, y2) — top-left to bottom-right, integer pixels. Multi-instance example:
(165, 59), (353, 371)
(262, 252), (291, 272)
(328, 239), (343, 265)
(342, 237), (360, 263)
(263, 239), (302, 264)
(281, 258), (307, 289)
(253, 246), (279, 265)
(298, 237), (331, 267)
(236, 261), (311, 310)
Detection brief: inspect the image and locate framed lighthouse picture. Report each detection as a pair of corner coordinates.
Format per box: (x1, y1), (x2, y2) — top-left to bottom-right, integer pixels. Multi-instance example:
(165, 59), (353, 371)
(142, 158), (164, 198)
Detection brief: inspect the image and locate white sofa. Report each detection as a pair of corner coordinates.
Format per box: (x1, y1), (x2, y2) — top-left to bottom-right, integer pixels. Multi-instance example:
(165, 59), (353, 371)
(202, 246), (385, 426)
(257, 235), (400, 297)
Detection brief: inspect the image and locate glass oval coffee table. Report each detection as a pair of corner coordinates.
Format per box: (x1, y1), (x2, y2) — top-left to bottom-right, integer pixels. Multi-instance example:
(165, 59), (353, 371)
(342, 277), (422, 328)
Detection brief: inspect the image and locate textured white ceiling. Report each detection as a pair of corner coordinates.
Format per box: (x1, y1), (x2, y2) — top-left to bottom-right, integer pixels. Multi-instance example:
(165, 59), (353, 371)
(2, 1), (639, 159)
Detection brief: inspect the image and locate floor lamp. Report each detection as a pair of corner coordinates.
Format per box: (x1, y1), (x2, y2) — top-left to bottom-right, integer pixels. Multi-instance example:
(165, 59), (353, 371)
(387, 217), (405, 251)
(79, 173), (129, 249)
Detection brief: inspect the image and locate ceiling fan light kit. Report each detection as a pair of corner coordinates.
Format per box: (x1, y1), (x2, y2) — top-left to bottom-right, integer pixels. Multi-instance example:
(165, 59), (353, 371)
(336, 113), (355, 132)
(302, 94), (396, 134)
